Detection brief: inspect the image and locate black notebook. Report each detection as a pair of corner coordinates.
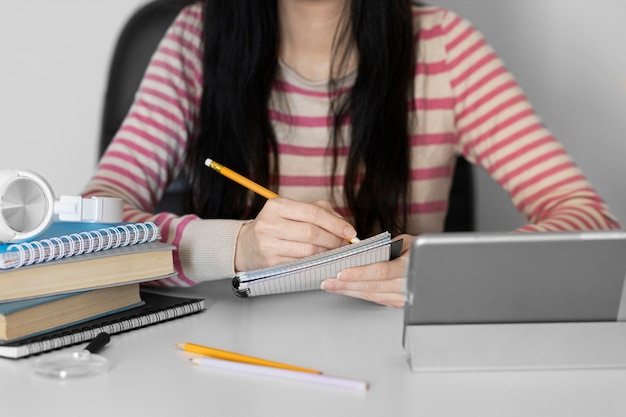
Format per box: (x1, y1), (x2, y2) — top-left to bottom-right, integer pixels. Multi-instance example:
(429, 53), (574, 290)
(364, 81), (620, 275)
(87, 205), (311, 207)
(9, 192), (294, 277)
(0, 291), (205, 359)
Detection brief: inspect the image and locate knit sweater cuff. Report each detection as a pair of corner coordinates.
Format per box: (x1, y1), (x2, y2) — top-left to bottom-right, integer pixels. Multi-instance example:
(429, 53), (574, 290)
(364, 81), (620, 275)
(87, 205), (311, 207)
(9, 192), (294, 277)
(177, 219), (247, 281)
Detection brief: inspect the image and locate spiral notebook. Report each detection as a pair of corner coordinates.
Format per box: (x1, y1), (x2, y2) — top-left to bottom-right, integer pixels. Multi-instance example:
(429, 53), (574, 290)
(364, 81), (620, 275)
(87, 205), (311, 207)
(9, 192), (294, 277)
(232, 232), (403, 297)
(0, 221), (160, 269)
(0, 290), (205, 359)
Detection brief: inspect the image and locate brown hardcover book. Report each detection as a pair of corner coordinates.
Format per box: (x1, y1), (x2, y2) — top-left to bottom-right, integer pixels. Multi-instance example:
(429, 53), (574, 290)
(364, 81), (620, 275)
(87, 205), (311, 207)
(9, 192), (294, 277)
(0, 284), (143, 342)
(0, 241), (175, 302)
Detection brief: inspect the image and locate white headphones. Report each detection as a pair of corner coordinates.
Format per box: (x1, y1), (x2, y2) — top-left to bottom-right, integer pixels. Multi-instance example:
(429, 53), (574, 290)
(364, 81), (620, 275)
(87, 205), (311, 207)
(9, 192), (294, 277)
(0, 168), (123, 243)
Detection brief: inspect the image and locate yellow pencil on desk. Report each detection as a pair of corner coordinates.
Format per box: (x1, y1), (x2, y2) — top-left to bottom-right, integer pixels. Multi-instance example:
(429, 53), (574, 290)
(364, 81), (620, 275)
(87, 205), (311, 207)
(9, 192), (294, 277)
(189, 356), (369, 391)
(175, 342), (321, 374)
(204, 158), (360, 243)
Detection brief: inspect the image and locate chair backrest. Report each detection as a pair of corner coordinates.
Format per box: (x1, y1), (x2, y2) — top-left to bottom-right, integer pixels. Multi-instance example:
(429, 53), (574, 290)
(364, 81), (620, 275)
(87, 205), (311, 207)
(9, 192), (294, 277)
(100, 0), (474, 229)
(444, 156), (474, 232)
(100, 0), (191, 214)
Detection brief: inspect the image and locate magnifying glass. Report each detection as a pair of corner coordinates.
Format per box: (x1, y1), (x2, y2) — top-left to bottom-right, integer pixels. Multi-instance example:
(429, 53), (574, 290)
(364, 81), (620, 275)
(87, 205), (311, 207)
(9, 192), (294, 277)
(33, 332), (111, 378)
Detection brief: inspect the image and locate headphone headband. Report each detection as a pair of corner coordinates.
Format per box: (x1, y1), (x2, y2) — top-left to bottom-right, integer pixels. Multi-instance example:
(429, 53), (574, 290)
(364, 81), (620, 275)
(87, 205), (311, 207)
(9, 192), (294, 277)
(0, 169), (123, 243)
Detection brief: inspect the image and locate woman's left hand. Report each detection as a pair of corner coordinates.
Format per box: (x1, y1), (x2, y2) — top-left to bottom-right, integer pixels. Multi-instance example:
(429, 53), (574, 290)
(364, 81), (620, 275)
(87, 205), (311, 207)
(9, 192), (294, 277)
(320, 234), (415, 308)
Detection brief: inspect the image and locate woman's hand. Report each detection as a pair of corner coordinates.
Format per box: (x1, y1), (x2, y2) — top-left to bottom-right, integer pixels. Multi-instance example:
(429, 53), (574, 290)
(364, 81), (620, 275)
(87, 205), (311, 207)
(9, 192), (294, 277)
(320, 234), (415, 308)
(234, 198), (357, 272)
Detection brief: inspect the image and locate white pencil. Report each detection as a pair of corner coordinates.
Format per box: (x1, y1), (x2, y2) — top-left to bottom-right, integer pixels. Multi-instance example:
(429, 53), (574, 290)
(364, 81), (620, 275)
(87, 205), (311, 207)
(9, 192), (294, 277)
(190, 357), (368, 391)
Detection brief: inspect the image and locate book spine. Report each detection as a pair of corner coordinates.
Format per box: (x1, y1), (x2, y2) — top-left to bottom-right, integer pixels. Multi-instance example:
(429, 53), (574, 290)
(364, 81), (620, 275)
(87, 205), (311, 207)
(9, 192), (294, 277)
(5, 222), (160, 269)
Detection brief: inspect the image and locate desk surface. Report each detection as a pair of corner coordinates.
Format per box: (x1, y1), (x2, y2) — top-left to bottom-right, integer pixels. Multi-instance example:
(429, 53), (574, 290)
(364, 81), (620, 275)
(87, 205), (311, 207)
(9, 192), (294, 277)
(2, 279), (625, 417)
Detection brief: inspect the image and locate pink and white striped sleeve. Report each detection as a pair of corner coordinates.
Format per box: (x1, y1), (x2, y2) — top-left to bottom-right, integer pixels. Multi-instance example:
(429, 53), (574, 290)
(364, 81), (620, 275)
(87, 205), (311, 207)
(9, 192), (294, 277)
(441, 11), (620, 232)
(83, 4), (245, 285)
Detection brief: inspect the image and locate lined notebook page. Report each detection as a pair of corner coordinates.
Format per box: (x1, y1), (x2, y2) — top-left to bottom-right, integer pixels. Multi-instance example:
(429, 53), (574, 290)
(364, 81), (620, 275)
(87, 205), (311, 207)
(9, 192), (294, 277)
(234, 232), (392, 297)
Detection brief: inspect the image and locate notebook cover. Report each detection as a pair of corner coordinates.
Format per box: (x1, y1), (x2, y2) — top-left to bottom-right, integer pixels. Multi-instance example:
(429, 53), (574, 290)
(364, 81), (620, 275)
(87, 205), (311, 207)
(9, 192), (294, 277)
(0, 221), (160, 269)
(0, 291), (205, 359)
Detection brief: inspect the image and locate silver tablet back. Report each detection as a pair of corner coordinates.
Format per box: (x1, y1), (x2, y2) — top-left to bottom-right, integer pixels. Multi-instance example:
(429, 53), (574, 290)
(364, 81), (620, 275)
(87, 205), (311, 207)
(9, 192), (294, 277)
(404, 230), (626, 325)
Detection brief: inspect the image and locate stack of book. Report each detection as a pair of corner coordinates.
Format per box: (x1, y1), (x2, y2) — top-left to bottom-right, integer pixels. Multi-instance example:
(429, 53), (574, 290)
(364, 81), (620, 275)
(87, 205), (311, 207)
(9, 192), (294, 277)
(0, 221), (205, 359)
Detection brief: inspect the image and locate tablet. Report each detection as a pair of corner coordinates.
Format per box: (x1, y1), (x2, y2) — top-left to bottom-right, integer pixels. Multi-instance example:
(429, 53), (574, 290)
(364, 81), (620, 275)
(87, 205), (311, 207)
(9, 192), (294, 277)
(404, 230), (626, 325)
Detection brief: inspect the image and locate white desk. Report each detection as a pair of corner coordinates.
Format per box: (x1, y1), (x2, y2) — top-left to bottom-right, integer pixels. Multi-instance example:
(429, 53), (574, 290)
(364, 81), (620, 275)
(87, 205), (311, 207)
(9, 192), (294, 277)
(2, 279), (625, 417)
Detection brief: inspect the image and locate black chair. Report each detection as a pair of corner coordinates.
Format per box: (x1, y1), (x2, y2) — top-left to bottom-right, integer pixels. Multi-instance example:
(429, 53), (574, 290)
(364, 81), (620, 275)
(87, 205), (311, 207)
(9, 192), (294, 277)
(99, 0), (191, 214)
(99, 0), (474, 230)
(444, 156), (474, 232)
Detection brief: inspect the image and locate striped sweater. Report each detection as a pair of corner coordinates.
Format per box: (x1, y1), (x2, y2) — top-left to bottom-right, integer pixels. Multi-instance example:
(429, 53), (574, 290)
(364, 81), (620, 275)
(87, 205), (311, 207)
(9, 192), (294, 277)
(83, 4), (620, 286)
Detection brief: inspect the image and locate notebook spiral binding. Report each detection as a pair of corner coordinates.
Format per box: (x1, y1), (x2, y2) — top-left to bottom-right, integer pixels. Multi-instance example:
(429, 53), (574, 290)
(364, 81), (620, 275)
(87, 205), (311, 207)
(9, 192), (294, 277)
(3, 222), (160, 269)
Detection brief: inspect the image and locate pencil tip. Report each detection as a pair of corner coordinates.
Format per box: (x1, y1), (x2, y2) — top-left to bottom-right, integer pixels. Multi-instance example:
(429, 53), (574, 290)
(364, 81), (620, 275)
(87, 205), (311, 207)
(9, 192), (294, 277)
(204, 158), (213, 166)
(175, 343), (184, 349)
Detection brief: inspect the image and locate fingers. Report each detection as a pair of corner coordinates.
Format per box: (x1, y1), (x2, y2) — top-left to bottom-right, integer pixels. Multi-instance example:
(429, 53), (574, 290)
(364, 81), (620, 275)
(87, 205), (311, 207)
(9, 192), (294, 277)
(339, 254), (408, 283)
(269, 199), (357, 240)
(322, 286), (407, 308)
(259, 198), (356, 249)
(234, 198), (357, 271)
(321, 255), (409, 308)
(321, 276), (407, 308)
(312, 200), (344, 219)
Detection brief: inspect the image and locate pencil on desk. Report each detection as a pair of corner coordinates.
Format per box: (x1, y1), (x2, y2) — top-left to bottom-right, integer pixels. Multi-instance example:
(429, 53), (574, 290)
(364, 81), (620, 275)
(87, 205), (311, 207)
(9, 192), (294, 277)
(190, 357), (369, 391)
(204, 158), (360, 243)
(176, 342), (321, 374)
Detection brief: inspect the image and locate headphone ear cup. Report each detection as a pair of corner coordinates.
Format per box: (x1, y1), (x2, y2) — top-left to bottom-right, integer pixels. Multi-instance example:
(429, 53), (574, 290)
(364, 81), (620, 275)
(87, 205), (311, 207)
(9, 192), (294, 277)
(0, 169), (55, 243)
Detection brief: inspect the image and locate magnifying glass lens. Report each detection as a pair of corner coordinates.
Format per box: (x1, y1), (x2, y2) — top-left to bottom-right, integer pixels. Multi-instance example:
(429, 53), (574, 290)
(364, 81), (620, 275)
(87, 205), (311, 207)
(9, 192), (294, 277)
(32, 333), (111, 378)
(33, 351), (109, 378)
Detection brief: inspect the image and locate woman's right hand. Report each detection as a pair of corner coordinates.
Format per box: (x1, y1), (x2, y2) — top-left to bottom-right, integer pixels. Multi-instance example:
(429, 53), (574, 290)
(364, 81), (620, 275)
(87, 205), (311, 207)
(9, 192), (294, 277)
(234, 198), (357, 272)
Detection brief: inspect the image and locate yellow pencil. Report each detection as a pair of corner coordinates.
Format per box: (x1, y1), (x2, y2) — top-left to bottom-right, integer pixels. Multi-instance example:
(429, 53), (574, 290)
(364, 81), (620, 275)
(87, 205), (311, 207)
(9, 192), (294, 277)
(175, 342), (321, 374)
(205, 158), (278, 200)
(204, 158), (360, 243)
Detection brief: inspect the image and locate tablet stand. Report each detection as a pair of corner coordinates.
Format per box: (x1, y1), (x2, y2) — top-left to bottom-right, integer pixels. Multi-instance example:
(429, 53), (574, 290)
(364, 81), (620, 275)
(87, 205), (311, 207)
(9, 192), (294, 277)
(403, 321), (626, 371)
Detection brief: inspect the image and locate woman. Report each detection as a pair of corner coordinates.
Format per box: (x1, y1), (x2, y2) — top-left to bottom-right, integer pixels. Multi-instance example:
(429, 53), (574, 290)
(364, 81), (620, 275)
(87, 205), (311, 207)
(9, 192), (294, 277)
(84, 0), (620, 308)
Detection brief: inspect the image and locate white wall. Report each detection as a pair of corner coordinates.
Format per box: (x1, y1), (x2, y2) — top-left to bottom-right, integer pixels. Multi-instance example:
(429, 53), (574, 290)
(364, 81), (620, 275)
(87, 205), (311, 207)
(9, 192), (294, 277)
(0, 0), (147, 196)
(1, 0), (624, 230)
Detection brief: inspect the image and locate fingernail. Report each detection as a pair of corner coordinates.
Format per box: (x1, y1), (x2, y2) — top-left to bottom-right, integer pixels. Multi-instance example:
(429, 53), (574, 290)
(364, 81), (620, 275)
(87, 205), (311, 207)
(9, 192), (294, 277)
(321, 279), (335, 290)
(344, 226), (357, 240)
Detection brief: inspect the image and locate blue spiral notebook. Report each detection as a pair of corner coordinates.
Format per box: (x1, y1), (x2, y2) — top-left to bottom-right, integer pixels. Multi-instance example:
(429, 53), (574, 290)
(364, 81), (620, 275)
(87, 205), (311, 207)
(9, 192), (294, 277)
(0, 221), (160, 269)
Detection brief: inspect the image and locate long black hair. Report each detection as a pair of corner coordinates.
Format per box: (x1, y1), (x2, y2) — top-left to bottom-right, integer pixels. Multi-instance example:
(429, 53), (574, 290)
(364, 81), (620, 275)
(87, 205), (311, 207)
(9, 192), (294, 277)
(185, 0), (415, 237)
